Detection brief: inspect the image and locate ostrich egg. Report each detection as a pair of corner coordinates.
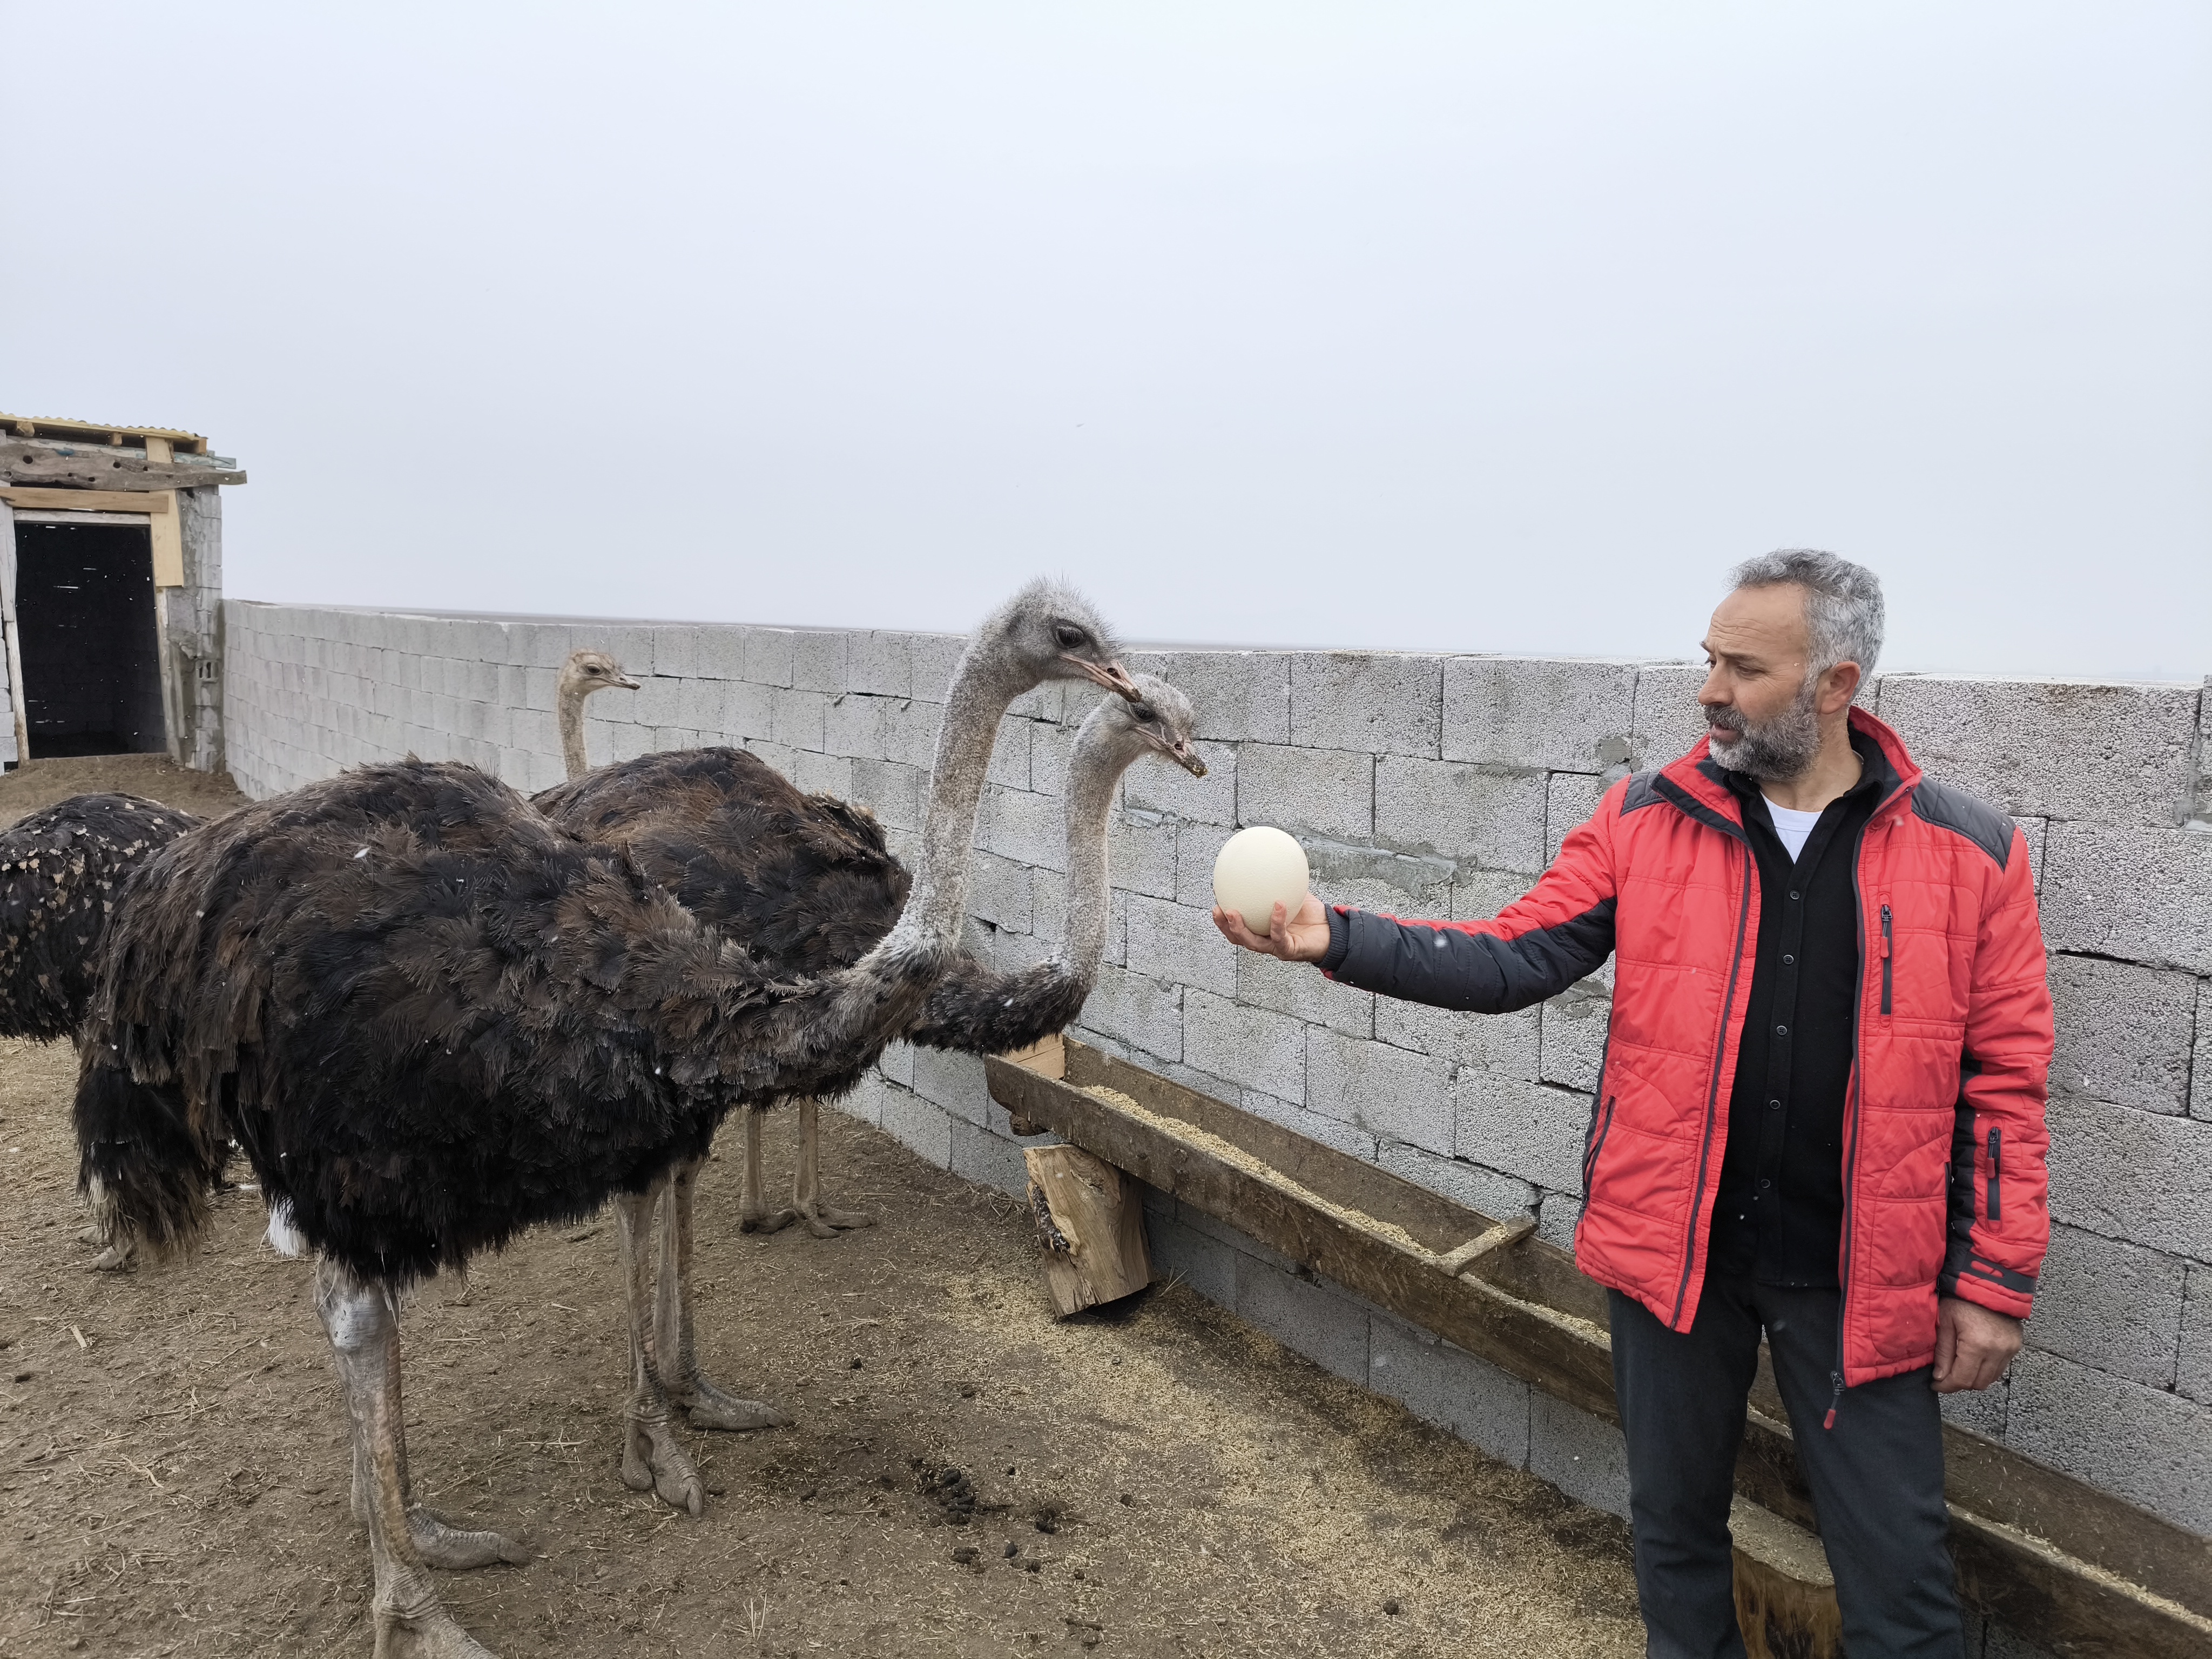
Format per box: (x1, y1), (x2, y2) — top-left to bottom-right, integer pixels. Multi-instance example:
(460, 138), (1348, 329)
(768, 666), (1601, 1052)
(1212, 826), (1311, 935)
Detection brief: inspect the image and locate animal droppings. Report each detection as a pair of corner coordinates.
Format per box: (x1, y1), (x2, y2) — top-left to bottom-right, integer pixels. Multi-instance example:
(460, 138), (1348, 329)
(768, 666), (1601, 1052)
(1382, 1597), (1403, 1615)
(1003, 1542), (1021, 1558)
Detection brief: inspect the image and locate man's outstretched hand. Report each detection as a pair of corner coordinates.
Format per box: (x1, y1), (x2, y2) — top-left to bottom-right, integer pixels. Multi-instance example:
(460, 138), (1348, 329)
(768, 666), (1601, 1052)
(1212, 893), (1331, 963)
(1933, 1296), (2022, 1393)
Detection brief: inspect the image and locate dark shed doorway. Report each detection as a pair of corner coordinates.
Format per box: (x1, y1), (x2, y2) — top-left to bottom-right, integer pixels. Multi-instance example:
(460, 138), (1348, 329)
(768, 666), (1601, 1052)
(14, 521), (167, 757)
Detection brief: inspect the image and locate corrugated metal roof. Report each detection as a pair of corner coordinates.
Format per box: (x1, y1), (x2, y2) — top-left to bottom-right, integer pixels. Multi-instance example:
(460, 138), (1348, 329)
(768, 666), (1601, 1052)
(1, 413), (208, 455)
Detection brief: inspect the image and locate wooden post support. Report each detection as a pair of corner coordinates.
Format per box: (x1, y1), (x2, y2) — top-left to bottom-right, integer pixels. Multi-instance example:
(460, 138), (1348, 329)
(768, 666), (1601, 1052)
(1731, 1497), (1842, 1658)
(1023, 1144), (1152, 1318)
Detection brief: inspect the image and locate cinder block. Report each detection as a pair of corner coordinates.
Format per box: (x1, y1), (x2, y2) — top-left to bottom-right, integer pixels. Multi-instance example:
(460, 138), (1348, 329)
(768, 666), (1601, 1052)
(1123, 649), (1291, 743)
(949, 1120), (1030, 1197)
(977, 785), (1062, 871)
(1237, 743), (1374, 842)
(675, 677), (725, 733)
(1876, 675), (2200, 826)
(2047, 955), (2197, 1115)
(1240, 1090), (1379, 1161)
(1077, 963), (1184, 1061)
(1378, 1143), (1537, 1223)
(880, 1085), (954, 1170)
(2195, 977), (2211, 1123)
(2027, 1223), (2185, 1388)
(2179, 1265), (2210, 1405)
(1454, 1077), (1593, 1195)
(878, 1040), (916, 1089)
(768, 686), (826, 752)
(848, 631), (914, 698)
(835, 1070), (889, 1129)
(742, 627), (797, 687)
(1149, 1212), (1237, 1305)
(1527, 1393), (1631, 1520)
(1288, 652), (1444, 757)
(822, 693), (887, 760)
(1536, 1191), (1582, 1247)
(1443, 657), (1638, 773)
(1233, 1255), (1371, 1384)
(986, 713), (1031, 791)
(967, 849), (1036, 934)
(1631, 663), (1710, 770)
(1123, 895), (1239, 997)
(1375, 996), (1539, 1080)
(2045, 1092), (2212, 1264)
(1109, 811), (1179, 900)
(650, 625), (700, 679)
(1937, 1373), (2010, 1441)
(1236, 949), (1374, 1040)
(1538, 986), (1609, 1092)
(789, 628), (850, 692)
(1029, 722), (1073, 799)
(881, 699), (944, 770)
(1368, 1313), (1533, 1467)
(791, 750), (852, 798)
(846, 758), (924, 833)
(911, 1047), (992, 1128)
(1546, 772), (1611, 867)
(2040, 825), (2212, 975)
(908, 632), (967, 703)
(693, 625), (747, 682)
(1307, 1029), (1454, 1154)
(1184, 989), (1307, 1103)
(1123, 740), (1236, 825)
(2012, 815), (2047, 892)
(1007, 681), (1067, 724)
(2006, 1348), (2212, 1534)
(1309, 839), (1454, 919)
(1374, 758), (1549, 874)
(718, 680), (772, 740)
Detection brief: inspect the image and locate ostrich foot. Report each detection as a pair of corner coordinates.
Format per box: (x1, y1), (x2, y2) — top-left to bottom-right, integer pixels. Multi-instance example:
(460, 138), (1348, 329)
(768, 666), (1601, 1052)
(407, 1506), (531, 1569)
(87, 1240), (133, 1272)
(619, 1414), (704, 1516)
(738, 1199), (797, 1235)
(373, 1591), (500, 1659)
(447, 1265), (474, 1307)
(797, 1197), (876, 1240)
(677, 1373), (792, 1432)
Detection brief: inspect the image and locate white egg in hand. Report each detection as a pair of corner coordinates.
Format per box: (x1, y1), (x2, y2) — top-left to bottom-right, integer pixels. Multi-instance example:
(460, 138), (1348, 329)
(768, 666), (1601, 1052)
(1212, 826), (1311, 936)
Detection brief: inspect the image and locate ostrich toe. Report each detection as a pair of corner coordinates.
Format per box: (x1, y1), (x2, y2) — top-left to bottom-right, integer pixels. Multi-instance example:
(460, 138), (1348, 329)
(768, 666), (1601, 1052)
(407, 1507), (532, 1569)
(621, 1415), (705, 1517)
(679, 1374), (793, 1432)
(87, 1240), (134, 1272)
(738, 1199), (798, 1234)
(374, 1595), (501, 1659)
(798, 1198), (876, 1239)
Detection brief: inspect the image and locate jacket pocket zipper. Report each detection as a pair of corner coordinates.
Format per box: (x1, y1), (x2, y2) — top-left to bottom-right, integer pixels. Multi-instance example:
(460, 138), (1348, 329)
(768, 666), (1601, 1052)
(1584, 1095), (1618, 1190)
(1987, 1127), (2002, 1223)
(1879, 902), (1893, 1016)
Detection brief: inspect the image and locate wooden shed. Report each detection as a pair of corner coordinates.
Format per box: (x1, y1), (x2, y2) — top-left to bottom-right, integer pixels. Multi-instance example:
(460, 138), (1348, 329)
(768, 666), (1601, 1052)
(0, 413), (244, 772)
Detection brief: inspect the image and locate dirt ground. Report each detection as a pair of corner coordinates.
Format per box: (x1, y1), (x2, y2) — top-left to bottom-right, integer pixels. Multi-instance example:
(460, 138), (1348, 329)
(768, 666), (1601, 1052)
(1, 753), (1642, 1658)
(0, 756), (248, 832)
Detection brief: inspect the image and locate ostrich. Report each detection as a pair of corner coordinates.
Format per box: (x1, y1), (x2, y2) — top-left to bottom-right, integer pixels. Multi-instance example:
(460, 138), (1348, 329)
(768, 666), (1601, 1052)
(534, 675), (1202, 1444)
(76, 583), (1136, 1659)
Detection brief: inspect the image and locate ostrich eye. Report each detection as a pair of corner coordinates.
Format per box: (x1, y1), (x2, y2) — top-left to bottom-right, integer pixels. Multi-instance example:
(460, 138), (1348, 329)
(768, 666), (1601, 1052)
(1053, 623), (1087, 649)
(1129, 702), (1156, 722)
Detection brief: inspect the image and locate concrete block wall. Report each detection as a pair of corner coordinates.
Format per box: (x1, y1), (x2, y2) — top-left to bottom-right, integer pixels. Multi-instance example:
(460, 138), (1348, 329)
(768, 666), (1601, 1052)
(222, 602), (2212, 1553)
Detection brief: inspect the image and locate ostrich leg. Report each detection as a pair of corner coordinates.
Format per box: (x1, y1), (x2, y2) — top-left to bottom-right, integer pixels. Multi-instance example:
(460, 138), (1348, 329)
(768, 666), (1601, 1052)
(613, 1182), (705, 1516)
(737, 1110), (796, 1233)
(317, 1262), (500, 1659)
(790, 1096), (876, 1238)
(653, 1157), (791, 1432)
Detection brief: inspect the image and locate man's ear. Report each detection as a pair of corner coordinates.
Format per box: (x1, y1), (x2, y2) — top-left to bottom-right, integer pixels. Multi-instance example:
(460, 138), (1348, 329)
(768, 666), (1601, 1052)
(1819, 660), (1863, 715)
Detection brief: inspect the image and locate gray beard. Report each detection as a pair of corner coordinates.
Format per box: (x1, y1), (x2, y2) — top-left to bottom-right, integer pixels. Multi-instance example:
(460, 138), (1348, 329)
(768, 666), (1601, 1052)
(1705, 680), (1823, 782)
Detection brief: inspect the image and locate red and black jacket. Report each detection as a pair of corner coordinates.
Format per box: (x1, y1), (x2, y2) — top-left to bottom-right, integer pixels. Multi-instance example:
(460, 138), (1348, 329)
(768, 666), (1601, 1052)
(1319, 708), (2053, 1385)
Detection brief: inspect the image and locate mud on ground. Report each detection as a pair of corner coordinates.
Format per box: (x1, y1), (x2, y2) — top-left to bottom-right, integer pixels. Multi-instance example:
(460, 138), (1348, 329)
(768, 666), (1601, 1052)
(0, 1037), (1640, 1658)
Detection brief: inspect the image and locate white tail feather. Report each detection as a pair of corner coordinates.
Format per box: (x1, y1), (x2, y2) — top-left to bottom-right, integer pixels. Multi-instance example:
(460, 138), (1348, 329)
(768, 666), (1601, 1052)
(264, 1199), (309, 1259)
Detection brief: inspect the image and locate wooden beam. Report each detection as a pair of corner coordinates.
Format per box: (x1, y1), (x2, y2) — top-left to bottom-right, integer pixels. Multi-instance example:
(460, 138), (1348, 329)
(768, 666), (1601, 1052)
(141, 436), (173, 465)
(149, 492), (184, 586)
(0, 487), (171, 514)
(987, 1041), (2212, 1656)
(1, 443), (245, 491)
(1024, 1145), (1152, 1318)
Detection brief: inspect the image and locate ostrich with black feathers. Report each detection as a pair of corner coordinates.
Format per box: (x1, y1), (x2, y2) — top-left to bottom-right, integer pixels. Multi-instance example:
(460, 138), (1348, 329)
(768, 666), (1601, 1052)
(74, 582), (1138, 1659)
(534, 672), (1203, 1439)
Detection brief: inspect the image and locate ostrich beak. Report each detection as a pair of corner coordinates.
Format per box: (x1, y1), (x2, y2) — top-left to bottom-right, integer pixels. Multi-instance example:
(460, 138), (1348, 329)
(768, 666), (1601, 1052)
(1064, 655), (1144, 702)
(612, 673), (641, 691)
(1168, 739), (1208, 778)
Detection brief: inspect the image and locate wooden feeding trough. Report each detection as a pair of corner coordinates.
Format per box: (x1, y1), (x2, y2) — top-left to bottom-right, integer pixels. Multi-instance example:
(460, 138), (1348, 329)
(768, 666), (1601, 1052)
(987, 1037), (2212, 1659)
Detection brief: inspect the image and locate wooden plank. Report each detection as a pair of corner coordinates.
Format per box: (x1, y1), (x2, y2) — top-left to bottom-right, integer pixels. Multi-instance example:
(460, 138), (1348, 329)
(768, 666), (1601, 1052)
(1, 443), (244, 490)
(0, 487), (171, 514)
(990, 1041), (2212, 1654)
(0, 498), (28, 765)
(149, 493), (183, 586)
(141, 436), (173, 465)
(1024, 1145), (1151, 1317)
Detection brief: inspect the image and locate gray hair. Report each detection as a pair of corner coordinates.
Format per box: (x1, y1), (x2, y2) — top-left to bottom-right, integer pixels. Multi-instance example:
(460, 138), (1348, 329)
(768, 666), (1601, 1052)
(1728, 549), (1884, 691)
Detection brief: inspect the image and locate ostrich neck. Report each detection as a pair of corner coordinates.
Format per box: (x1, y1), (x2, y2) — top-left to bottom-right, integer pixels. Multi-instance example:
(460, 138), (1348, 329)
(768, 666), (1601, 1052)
(557, 686), (590, 779)
(899, 652), (1027, 945)
(1056, 726), (1123, 983)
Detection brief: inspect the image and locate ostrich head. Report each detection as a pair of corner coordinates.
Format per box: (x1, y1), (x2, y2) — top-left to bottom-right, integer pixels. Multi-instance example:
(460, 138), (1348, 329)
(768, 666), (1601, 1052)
(557, 650), (641, 701)
(973, 580), (1142, 702)
(1093, 674), (1207, 777)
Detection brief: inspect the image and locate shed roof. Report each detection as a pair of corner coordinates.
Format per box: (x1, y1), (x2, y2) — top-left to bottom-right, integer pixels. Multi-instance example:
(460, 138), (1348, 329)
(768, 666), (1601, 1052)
(1, 413), (210, 456)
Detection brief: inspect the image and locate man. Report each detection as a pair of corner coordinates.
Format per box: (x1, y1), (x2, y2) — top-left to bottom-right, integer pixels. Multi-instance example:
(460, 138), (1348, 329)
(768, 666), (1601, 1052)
(1213, 551), (2052, 1657)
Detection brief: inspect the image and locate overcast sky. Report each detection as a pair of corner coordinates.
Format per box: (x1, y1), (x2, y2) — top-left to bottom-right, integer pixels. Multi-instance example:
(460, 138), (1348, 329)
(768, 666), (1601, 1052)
(5, 3), (2207, 679)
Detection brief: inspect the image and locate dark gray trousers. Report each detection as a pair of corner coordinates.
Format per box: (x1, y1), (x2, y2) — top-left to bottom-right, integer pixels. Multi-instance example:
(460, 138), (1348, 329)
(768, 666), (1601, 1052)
(1608, 1277), (1963, 1658)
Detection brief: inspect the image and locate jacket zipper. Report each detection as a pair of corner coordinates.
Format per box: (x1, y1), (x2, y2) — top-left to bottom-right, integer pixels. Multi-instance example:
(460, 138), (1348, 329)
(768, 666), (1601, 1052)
(1987, 1127), (2002, 1223)
(1878, 903), (1893, 1016)
(1583, 1095), (1618, 1190)
(1670, 847), (1754, 1327)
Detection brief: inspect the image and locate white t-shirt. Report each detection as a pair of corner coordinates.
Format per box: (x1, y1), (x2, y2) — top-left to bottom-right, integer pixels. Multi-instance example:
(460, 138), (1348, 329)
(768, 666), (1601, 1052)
(1764, 799), (1823, 861)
